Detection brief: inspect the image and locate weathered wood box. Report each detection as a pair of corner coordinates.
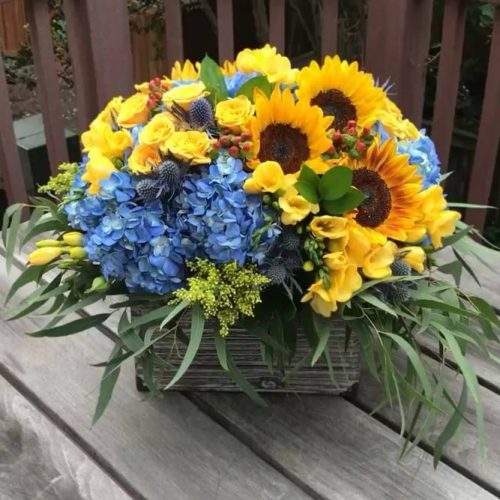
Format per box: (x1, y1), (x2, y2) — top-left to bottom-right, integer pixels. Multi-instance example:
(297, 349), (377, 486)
(135, 308), (361, 395)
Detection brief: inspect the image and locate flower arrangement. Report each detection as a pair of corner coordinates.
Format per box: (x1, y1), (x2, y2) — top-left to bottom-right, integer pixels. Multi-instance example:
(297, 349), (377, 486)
(3, 45), (500, 463)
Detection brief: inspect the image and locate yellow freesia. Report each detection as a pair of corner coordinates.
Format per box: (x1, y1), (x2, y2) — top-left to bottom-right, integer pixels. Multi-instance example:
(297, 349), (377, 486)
(427, 210), (461, 249)
(279, 186), (319, 225)
(302, 279), (338, 317)
(310, 216), (348, 240)
(28, 247), (64, 266)
(82, 151), (117, 194)
(165, 130), (211, 165)
(93, 96), (123, 126)
(215, 95), (254, 132)
(363, 241), (398, 279)
(246, 161), (285, 193)
(399, 246), (426, 273)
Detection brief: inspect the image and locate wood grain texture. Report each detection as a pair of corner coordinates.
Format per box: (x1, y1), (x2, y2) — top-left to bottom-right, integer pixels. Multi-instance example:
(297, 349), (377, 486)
(193, 392), (495, 500)
(0, 265), (310, 500)
(355, 355), (500, 495)
(269, 0), (285, 53)
(0, 377), (129, 500)
(217, 0), (234, 61)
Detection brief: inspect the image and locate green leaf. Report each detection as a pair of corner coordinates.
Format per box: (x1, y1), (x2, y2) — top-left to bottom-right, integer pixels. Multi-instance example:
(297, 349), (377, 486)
(468, 296), (500, 327)
(452, 248), (480, 286)
(311, 312), (331, 366)
(319, 166), (353, 201)
(5, 206), (23, 272)
(433, 382), (467, 467)
(226, 348), (267, 406)
(21, 219), (67, 246)
(447, 202), (496, 209)
(93, 345), (123, 425)
(214, 334), (228, 371)
(438, 225), (471, 249)
(199, 54), (228, 104)
(437, 261), (462, 285)
(160, 300), (190, 329)
(45, 293), (107, 328)
(2, 203), (23, 248)
(359, 292), (398, 317)
(415, 299), (480, 321)
(322, 187), (366, 214)
(166, 304), (204, 389)
(5, 265), (46, 304)
(236, 75), (272, 102)
(294, 180), (319, 204)
(298, 165), (320, 187)
(27, 313), (110, 337)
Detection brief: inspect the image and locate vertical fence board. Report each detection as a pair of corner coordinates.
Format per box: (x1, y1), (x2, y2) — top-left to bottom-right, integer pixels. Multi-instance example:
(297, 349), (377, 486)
(269, 0), (285, 52)
(321, 0), (338, 58)
(0, 0), (26, 56)
(217, 0), (234, 62)
(164, 0), (183, 71)
(25, 0), (68, 172)
(63, 0), (98, 133)
(466, 7), (500, 232)
(431, 0), (467, 171)
(365, 0), (407, 96)
(397, 0), (433, 126)
(0, 53), (28, 203)
(84, 0), (134, 108)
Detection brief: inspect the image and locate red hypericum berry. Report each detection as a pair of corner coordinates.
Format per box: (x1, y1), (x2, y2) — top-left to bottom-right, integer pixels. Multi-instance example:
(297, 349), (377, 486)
(362, 127), (371, 136)
(355, 140), (366, 152)
(220, 135), (231, 147)
(212, 139), (221, 149)
(347, 127), (357, 136)
(241, 142), (252, 152)
(232, 135), (242, 144)
(241, 131), (252, 141)
(147, 96), (157, 107)
(228, 145), (239, 156)
(327, 145), (336, 154)
(153, 77), (161, 86)
(332, 131), (343, 144)
(347, 120), (357, 129)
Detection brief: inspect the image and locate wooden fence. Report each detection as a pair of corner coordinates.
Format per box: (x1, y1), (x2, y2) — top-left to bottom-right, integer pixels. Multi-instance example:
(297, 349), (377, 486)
(0, 0), (499, 233)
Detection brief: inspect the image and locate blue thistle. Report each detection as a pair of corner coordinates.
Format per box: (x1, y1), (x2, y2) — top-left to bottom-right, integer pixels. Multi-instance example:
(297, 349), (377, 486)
(189, 98), (215, 130)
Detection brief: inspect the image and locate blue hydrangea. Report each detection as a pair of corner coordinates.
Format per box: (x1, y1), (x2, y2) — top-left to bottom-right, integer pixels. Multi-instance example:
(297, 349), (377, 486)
(397, 131), (441, 188)
(224, 71), (260, 97)
(167, 154), (280, 266)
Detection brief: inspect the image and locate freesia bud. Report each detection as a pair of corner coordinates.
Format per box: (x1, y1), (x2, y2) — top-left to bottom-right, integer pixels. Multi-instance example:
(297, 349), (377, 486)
(63, 231), (83, 247)
(35, 239), (63, 248)
(28, 247), (64, 266)
(88, 276), (109, 293)
(69, 247), (87, 260)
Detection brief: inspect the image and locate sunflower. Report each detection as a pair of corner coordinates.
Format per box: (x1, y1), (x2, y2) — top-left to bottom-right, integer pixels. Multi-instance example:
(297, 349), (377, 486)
(249, 87), (333, 174)
(345, 138), (426, 243)
(296, 56), (386, 131)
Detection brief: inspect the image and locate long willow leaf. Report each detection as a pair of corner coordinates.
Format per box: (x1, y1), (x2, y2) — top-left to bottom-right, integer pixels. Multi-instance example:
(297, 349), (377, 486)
(27, 313), (110, 337)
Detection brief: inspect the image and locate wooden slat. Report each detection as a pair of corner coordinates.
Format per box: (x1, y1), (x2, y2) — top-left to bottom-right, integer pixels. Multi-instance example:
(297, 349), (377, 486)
(84, 0), (134, 107)
(164, 0), (183, 71)
(63, 0), (98, 133)
(321, 0), (338, 58)
(365, 0), (407, 92)
(355, 353), (500, 495)
(397, 0), (434, 125)
(0, 376), (130, 499)
(24, 0), (68, 172)
(269, 0), (285, 53)
(0, 261), (309, 500)
(217, 0), (234, 62)
(466, 7), (500, 232)
(0, 53), (28, 204)
(431, 0), (468, 171)
(194, 393), (495, 500)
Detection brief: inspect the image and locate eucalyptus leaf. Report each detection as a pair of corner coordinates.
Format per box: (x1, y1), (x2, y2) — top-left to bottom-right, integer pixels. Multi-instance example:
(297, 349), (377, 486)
(27, 313), (110, 337)
(311, 312), (331, 366)
(214, 334), (228, 371)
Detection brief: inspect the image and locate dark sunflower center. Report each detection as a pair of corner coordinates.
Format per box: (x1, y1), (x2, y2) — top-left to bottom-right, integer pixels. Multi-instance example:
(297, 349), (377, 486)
(258, 124), (310, 174)
(352, 168), (391, 228)
(311, 89), (357, 131)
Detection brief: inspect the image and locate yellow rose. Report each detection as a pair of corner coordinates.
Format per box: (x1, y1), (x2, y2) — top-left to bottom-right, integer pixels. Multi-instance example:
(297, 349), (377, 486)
(139, 113), (176, 149)
(427, 210), (461, 249)
(82, 151), (117, 194)
(165, 131), (211, 165)
(215, 95), (254, 132)
(279, 186), (319, 225)
(63, 232), (84, 247)
(363, 241), (398, 279)
(81, 120), (132, 159)
(399, 246), (426, 273)
(28, 247), (64, 266)
(302, 279), (338, 317)
(93, 96), (123, 126)
(116, 93), (150, 128)
(162, 82), (209, 110)
(331, 264), (363, 302)
(377, 97), (420, 141)
(128, 144), (162, 174)
(310, 216), (348, 239)
(235, 44), (297, 85)
(248, 161), (285, 193)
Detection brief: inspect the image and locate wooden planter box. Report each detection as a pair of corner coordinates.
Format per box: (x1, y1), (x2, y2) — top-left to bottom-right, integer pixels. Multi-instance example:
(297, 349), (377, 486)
(135, 308), (361, 396)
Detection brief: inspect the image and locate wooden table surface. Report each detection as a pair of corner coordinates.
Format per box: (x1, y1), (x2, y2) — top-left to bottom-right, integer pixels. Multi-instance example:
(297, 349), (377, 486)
(0, 245), (499, 500)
